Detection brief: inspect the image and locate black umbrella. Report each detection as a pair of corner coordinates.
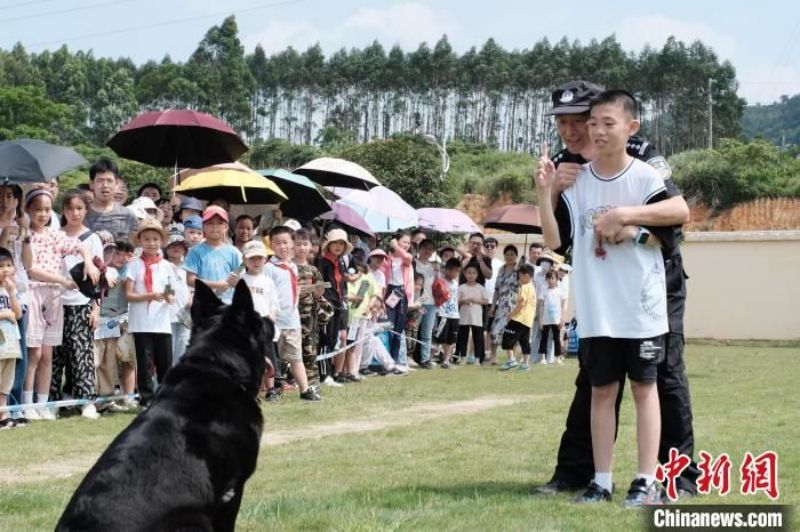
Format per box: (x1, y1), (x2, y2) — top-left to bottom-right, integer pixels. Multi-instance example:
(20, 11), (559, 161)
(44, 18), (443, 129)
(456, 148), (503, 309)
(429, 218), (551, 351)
(106, 109), (248, 169)
(0, 139), (87, 183)
(258, 168), (330, 221)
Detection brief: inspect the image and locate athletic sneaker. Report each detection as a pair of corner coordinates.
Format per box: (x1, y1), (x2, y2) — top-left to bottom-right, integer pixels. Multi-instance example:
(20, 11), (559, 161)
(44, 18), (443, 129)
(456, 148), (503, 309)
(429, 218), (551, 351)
(21, 408), (41, 421)
(517, 363), (530, 371)
(624, 478), (662, 508)
(499, 360), (518, 371)
(536, 478), (584, 495)
(440, 362), (450, 369)
(575, 482), (612, 504)
(322, 376), (344, 388)
(539, 359), (549, 365)
(0, 418), (16, 430)
(466, 355), (477, 364)
(81, 404), (100, 420)
(38, 408), (57, 421)
(418, 361), (434, 369)
(299, 388), (322, 402)
(265, 389), (280, 402)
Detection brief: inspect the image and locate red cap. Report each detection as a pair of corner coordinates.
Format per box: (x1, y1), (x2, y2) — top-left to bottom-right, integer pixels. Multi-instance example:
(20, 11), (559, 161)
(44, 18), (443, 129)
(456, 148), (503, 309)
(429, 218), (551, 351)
(201, 205), (229, 223)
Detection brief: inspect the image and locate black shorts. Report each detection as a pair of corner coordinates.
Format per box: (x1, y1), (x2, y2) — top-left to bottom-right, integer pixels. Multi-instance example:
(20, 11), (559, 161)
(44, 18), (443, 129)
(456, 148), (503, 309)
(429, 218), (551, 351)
(501, 320), (531, 353)
(483, 304), (494, 330)
(332, 308), (348, 332)
(581, 335), (666, 387)
(434, 317), (459, 345)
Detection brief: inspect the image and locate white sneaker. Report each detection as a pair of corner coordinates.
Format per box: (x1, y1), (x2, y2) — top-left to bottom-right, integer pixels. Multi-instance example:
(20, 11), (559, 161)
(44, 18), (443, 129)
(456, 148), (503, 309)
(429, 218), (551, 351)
(540, 359), (549, 365)
(38, 408), (57, 421)
(22, 408), (41, 421)
(121, 398), (139, 410)
(323, 376), (343, 388)
(81, 404), (100, 420)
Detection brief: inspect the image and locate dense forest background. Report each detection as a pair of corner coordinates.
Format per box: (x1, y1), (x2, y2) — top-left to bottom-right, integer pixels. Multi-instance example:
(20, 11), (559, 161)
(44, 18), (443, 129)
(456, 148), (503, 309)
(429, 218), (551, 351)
(1, 15), (797, 211)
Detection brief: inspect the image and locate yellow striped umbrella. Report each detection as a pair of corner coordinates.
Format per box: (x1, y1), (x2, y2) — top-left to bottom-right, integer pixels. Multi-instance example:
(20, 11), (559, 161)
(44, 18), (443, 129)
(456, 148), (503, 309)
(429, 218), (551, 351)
(175, 162), (287, 204)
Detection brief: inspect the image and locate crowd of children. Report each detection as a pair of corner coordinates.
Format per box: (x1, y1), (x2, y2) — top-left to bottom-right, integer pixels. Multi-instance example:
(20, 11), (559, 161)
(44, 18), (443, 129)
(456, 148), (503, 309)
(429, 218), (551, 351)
(0, 159), (574, 429)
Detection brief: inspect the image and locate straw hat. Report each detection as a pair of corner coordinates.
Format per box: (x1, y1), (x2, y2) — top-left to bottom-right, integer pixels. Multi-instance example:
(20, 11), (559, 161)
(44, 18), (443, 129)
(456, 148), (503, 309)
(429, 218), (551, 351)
(536, 249), (563, 266)
(131, 218), (168, 246)
(321, 228), (354, 254)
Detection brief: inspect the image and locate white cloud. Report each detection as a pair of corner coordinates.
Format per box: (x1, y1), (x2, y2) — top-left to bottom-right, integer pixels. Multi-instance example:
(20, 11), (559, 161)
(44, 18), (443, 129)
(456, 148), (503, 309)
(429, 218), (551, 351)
(614, 14), (738, 61)
(244, 2), (460, 54)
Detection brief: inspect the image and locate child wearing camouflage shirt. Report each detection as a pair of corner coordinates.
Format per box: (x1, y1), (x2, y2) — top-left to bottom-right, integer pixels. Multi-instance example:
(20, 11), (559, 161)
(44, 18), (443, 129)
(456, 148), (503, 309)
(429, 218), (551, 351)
(293, 229), (332, 389)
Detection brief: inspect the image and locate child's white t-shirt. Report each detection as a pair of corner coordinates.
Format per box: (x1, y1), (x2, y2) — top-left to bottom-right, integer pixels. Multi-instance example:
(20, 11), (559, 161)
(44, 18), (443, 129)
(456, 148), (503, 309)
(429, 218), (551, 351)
(458, 283), (484, 326)
(542, 287), (563, 326)
(126, 257), (173, 334)
(242, 272), (279, 319)
(437, 278), (460, 319)
(0, 287), (21, 360)
(560, 158), (668, 338)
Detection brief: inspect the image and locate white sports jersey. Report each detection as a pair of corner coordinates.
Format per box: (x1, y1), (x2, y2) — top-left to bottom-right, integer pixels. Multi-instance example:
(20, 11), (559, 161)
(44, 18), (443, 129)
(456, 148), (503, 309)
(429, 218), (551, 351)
(561, 158), (668, 339)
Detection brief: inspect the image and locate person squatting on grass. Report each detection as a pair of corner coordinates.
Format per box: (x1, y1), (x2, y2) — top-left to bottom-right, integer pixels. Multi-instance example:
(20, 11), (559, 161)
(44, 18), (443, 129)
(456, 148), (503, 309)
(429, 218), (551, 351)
(21, 188), (100, 421)
(537, 81), (699, 500)
(499, 263), (536, 371)
(537, 89), (678, 507)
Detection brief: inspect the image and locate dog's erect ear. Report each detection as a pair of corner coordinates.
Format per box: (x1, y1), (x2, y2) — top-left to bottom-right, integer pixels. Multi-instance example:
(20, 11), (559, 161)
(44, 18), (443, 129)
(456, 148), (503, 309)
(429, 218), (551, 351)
(230, 279), (255, 314)
(192, 280), (224, 323)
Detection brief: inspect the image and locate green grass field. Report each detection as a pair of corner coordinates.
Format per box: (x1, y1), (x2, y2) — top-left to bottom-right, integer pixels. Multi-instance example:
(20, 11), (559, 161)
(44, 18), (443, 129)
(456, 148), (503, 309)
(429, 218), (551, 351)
(1, 344), (797, 531)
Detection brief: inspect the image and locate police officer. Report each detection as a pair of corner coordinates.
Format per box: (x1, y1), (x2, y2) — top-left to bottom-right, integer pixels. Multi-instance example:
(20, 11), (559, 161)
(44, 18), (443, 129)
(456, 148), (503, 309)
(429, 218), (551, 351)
(537, 80), (700, 498)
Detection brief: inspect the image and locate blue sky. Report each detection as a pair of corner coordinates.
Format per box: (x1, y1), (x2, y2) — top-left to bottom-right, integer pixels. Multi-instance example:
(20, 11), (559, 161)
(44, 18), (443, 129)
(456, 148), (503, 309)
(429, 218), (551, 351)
(1, 0), (798, 104)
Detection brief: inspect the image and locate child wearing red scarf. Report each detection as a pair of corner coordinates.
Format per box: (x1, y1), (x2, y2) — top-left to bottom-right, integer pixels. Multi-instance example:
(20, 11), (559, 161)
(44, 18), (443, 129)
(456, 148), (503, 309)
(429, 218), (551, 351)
(125, 219), (175, 407)
(317, 227), (354, 384)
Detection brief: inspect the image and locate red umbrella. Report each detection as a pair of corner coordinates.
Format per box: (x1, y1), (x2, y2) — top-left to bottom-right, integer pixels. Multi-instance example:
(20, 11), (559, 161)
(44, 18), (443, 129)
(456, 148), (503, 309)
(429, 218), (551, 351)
(106, 109), (248, 169)
(482, 204), (542, 234)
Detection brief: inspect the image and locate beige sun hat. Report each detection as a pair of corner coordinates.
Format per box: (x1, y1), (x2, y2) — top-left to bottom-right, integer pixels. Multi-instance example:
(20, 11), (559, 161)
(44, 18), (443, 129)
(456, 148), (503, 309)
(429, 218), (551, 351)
(131, 217), (168, 246)
(321, 227), (354, 254)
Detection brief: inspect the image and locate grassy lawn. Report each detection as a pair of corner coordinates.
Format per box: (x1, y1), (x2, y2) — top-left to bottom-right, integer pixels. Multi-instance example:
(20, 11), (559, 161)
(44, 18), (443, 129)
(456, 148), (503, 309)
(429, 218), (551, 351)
(1, 344), (798, 531)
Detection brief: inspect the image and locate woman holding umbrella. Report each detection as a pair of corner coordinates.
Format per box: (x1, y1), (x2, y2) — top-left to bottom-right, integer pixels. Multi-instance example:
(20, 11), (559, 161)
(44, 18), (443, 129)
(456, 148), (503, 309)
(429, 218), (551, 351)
(488, 245), (521, 365)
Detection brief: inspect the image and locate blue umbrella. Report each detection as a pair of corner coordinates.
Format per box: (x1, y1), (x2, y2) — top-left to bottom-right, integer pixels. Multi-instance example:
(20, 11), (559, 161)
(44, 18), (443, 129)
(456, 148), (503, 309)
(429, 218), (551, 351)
(0, 139), (87, 183)
(258, 168), (330, 221)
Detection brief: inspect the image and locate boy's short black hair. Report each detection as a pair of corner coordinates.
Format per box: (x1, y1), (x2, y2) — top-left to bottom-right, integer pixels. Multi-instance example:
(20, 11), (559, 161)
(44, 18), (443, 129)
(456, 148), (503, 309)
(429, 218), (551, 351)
(418, 238), (435, 249)
(529, 242), (543, 251)
(468, 232), (485, 242)
(294, 228), (313, 242)
(235, 214), (254, 225)
(503, 244), (518, 256)
(0, 246), (14, 264)
(518, 264), (534, 277)
(444, 257), (462, 271)
(590, 89), (638, 118)
(137, 182), (163, 198)
(463, 263), (480, 274)
(89, 157), (119, 180)
(484, 237), (498, 246)
(269, 225), (295, 240)
(114, 240), (135, 253)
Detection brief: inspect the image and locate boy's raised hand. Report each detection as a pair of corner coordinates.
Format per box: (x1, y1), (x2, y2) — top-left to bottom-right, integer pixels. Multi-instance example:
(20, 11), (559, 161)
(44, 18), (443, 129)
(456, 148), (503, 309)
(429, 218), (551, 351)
(534, 144), (556, 190)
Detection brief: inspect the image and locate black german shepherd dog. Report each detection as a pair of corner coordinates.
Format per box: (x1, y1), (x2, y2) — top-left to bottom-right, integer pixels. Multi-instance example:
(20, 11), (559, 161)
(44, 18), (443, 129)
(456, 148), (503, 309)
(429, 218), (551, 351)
(56, 280), (273, 532)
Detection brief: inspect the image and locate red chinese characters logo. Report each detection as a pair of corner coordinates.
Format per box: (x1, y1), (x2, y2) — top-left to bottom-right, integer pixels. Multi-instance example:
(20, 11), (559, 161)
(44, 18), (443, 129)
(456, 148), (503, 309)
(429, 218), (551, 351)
(697, 450), (732, 496)
(740, 451), (779, 500)
(656, 448), (692, 501)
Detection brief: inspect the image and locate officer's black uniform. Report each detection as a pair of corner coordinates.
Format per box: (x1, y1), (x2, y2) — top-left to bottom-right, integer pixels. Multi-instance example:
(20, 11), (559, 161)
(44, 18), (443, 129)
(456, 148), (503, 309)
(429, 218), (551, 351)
(547, 136), (700, 494)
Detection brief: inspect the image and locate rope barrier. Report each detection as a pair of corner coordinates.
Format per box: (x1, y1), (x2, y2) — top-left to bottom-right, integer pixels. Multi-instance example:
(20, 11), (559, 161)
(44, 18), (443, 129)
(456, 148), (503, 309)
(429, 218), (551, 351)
(0, 393), (139, 414)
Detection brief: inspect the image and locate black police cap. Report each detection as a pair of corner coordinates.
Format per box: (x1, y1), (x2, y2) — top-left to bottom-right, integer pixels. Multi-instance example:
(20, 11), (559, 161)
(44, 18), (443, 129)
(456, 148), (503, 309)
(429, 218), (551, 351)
(547, 80), (604, 115)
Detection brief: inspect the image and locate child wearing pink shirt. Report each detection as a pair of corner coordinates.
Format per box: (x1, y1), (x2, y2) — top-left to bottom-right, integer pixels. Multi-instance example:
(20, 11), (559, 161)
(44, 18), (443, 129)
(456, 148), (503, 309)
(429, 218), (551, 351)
(20, 188), (99, 420)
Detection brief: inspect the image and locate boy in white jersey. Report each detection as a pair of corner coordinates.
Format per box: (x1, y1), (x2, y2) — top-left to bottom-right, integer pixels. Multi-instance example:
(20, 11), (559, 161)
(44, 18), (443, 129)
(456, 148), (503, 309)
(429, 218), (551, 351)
(536, 90), (675, 508)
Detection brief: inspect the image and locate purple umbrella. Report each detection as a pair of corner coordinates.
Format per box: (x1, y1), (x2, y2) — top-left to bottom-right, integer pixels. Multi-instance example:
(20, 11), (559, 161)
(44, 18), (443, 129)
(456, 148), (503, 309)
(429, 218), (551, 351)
(319, 201), (374, 238)
(417, 208), (480, 234)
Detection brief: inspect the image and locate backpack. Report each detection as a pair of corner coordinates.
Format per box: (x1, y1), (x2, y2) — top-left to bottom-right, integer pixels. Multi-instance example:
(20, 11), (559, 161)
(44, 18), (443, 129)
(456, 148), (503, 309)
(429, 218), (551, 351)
(431, 277), (450, 307)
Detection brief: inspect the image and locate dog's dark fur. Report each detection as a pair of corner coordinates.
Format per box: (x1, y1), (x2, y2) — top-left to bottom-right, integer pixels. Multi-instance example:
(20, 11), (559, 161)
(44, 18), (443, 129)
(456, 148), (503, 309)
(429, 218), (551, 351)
(56, 280), (273, 532)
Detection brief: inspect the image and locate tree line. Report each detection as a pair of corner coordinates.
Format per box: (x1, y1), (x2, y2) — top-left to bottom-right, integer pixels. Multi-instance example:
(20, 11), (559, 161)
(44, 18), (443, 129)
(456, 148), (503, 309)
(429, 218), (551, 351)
(1, 15), (744, 158)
